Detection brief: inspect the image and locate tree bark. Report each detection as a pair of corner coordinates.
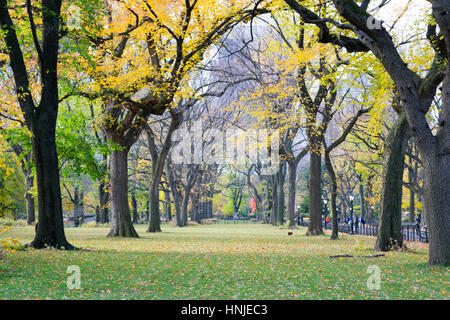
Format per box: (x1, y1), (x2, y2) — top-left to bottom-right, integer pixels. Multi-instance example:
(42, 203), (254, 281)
(307, 151), (323, 235)
(29, 114), (74, 249)
(99, 180), (109, 224)
(270, 175), (278, 226)
(374, 114), (408, 251)
(107, 148), (139, 237)
(132, 191), (138, 223)
(287, 160), (297, 227)
(359, 176), (366, 219)
(277, 162), (286, 226)
(324, 149), (338, 239)
(167, 160), (182, 226)
(164, 188), (172, 221)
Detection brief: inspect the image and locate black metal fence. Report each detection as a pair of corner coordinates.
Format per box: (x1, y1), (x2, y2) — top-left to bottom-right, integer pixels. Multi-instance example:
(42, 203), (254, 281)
(298, 221), (429, 243)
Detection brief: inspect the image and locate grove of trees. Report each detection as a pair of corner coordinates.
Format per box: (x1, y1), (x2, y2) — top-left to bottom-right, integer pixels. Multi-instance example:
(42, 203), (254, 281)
(0, 0), (448, 266)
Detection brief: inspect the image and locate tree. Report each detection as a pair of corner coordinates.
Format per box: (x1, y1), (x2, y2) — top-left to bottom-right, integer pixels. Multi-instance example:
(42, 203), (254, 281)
(75, 0), (269, 237)
(0, 0), (74, 249)
(284, 0), (449, 265)
(324, 108), (370, 239)
(330, 0), (449, 266)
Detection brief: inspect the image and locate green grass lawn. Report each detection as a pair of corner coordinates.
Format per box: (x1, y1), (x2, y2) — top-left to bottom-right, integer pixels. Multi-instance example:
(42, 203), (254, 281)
(0, 224), (448, 300)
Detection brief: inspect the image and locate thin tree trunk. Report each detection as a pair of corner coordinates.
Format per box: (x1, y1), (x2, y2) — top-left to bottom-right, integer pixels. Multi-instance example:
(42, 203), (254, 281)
(25, 174), (35, 225)
(270, 175), (278, 226)
(107, 148), (139, 237)
(167, 160), (182, 226)
(408, 145), (416, 222)
(287, 160), (297, 227)
(307, 151), (323, 235)
(132, 191), (138, 223)
(181, 185), (193, 226)
(99, 181), (109, 224)
(164, 189), (172, 221)
(324, 149), (338, 239)
(277, 163), (286, 226)
(359, 177), (366, 219)
(147, 113), (180, 232)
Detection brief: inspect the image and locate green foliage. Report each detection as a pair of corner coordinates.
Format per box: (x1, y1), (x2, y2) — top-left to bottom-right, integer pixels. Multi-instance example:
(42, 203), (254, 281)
(56, 104), (109, 182)
(298, 196), (309, 215)
(0, 152), (26, 219)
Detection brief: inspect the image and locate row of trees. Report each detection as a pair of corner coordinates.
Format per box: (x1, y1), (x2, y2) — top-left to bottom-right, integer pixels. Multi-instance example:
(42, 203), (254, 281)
(0, 0), (447, 265)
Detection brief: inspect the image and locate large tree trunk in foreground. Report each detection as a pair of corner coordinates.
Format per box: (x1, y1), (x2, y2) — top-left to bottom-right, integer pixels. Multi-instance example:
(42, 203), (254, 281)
(422, 155), (450, 265)
(25, 174), (35, 225)
(307, 151), (323, 236)
(374, 114), (408, 251)
(107, 148), (139, 237)
(29, 115), (74, 249)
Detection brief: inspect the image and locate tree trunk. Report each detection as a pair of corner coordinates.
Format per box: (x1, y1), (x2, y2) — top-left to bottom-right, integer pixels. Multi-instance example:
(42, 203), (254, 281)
(29, 115), (74, 249)
(132, 191), (138, 223)
(324, 150), (338, 239)
(341, 196), (347, 221)
(270, 175), (278, 226)
(422, 155), (450, 265)
(408, 145), (416, 222)
(287, 160), (297, 227)
(25, 174), (35, 225)
(307, 151), (323, 235)
(148, 183), (161, 232)
(107, 148), (139, 237)
(164, 189), (172, 221)
(359, 177), (366, 218)
(181, 186), (192, 227)
(167, 160), (182, 226)
(147, 113), (180, 232)
(73, 188), (84, 226)
(374, 114), (408, 251)
(367, 173), (374, 222)
(99, 181), (109, 224)
(277, 163), (286, 226)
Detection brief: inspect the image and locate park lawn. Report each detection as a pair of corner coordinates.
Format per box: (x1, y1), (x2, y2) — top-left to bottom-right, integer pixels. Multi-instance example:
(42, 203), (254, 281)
(0, 224), (448, 300)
